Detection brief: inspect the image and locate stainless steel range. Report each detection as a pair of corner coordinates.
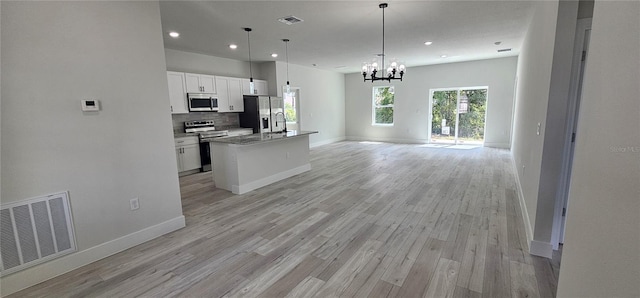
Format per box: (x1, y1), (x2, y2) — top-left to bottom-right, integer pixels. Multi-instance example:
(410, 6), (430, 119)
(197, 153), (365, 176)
(184, 120), (228, 172)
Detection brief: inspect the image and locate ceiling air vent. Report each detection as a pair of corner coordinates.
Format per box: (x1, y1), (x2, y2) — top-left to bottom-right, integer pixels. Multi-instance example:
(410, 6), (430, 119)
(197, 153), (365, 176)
(278, 16), (304, 25)
(497, 48), (512, 52)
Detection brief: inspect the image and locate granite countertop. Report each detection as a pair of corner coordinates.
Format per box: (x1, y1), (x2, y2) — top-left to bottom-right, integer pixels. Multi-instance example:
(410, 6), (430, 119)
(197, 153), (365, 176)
(209, 130), (318, 145)
(173, 132), (199, 139)
(173, 127), (253, 139)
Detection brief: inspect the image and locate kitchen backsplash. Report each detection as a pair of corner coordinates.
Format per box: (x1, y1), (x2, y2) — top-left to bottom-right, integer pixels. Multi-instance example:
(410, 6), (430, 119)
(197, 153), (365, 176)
(172, 112), (239, 134)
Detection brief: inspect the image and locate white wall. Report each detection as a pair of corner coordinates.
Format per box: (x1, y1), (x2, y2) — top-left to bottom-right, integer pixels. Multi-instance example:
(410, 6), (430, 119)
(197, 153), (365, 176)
(344, 57), (517, 148)
(511, 0), (581, 258)
(273, 61), (346, 147)
(165, 48), (265, 79)
(510, 0), (560, 256)
(1, 2), (184, 295)
(533, 0), (579, 252)
(556, 1), (640, 296)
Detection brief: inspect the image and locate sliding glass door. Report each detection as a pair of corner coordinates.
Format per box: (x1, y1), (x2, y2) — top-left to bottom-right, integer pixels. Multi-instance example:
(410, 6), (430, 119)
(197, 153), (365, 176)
(430, 87), (488, 145)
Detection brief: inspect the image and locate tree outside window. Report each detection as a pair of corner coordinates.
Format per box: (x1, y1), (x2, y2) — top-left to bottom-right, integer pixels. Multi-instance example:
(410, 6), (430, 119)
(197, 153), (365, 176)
(373, 86), (394, 125)
(284, 91), (297, 123)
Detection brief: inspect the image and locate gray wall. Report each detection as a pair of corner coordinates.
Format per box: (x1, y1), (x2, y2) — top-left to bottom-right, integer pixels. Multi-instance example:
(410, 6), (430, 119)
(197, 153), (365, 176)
(557, 1), (640, 296)
(1, 1), (184, 294)
(165, 48), (266, 80)
(272, 61), (346, 147)
(345, 57), (517, 148)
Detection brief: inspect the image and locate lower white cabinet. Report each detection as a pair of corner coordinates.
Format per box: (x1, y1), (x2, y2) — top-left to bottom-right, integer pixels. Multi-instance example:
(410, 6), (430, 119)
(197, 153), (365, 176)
(175, 136), (201, 173)
(216, 76), (244, 112)
(167, 71), (189, 114)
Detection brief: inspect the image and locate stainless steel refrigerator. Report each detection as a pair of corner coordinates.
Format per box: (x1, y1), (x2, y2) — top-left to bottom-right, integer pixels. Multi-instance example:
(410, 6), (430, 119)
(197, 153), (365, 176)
(239, 95), (286, 133)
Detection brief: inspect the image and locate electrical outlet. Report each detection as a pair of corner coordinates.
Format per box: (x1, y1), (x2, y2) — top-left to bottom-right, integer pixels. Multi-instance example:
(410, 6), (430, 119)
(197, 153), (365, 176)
(522, 165), (526, 175)
(130, 197), (140, 211)
(286, 152), (290, 159)
(536, 123), (541, 135)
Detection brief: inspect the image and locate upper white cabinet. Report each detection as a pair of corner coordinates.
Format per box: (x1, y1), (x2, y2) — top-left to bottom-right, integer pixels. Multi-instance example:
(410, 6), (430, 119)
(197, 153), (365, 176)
(167, 71), (189, 114)
(216, 76), (244, 113)
(242, 79), (268, 95)
(185, 73), (216, 93)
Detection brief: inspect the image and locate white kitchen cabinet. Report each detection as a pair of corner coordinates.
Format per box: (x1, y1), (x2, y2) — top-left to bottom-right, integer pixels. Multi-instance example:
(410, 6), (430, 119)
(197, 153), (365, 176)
(216, 76), (244, 112)
(175, 136), (201, 173)
(167, 71), (189, 114)
(185, 73), (216, 93)
(242, 79), (268, 95)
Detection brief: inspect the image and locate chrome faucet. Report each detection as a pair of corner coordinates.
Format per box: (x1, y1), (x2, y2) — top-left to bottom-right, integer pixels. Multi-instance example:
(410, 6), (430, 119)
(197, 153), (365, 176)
(274, 112), (287, 133)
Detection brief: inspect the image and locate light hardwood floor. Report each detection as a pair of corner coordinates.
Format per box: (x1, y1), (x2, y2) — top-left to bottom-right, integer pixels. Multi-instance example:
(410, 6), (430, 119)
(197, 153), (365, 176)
(11, 141), (561, 298)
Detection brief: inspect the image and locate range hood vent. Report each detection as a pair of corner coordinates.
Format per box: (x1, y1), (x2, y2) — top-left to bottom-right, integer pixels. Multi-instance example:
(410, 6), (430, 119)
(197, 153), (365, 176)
(278, 16), (304, 25)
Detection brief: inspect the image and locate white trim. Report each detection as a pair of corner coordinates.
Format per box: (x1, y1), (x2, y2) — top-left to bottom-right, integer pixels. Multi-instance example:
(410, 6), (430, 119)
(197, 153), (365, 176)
(0, 216), (186, 297)
(511, 155), (534, 251)
(529, 240), (553, 259)
(483, 142), (510, 149)
(310, 136), (345, 148)
(551, 18), (593, 249)
(372, 85), (395, 126)
(232, 164), (311, 194)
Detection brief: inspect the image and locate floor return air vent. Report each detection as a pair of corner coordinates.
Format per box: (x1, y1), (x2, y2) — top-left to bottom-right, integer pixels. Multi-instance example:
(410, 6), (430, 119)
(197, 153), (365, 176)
(1, 192), (77, 276)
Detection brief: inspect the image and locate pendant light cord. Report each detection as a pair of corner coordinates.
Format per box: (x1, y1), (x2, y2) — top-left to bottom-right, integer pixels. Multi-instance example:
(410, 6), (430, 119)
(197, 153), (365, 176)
(285, 40), (290, 85)
(381, 4), (385, 77)
(246, 28), (253, 81)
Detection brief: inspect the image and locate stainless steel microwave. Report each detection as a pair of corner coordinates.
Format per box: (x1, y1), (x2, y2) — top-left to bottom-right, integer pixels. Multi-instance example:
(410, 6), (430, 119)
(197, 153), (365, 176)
(188, 93), (218, 112)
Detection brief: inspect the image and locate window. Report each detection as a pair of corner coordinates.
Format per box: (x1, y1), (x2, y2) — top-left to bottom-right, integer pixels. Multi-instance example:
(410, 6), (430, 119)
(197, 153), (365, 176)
(284, 91), (297, 123)
(373, 86), (394, 125)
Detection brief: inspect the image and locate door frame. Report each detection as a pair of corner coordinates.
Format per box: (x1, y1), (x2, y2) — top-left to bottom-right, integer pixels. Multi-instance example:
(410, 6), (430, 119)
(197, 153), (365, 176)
(283, 86), (301, 130)
(428, 86), (489, 145)
(551, 18), (592, 249)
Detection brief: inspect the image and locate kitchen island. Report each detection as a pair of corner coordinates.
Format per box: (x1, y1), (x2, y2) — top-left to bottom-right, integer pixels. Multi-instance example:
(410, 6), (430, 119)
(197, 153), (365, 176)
(209, 130), (318, 194)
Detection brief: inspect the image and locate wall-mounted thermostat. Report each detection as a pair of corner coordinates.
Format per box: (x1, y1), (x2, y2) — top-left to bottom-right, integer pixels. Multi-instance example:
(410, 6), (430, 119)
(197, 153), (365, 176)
(81, 99), (100, 112)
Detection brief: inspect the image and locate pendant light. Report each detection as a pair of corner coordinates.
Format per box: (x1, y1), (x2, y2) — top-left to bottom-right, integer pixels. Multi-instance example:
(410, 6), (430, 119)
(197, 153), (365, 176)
(361, 3), (405, 82)
(283, 39), (291, 95)
(244, 27), (255, 94)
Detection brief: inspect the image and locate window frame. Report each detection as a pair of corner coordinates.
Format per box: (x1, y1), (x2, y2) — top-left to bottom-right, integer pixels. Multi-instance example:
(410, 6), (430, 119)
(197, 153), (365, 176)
(372, 85), (395, 126)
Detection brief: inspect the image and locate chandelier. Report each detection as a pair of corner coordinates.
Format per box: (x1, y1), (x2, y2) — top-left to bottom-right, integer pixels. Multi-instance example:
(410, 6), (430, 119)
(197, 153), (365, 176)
(362, 3), (405, 83)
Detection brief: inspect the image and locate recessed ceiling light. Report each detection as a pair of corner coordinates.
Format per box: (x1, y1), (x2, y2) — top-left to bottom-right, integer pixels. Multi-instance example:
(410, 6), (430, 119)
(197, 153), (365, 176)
(271, 53), (278, 58)
(229, 44), (238, 49)
(440, 54), (447, 58)
(169, 31), (180, 38)
(424, 41), (433, 45)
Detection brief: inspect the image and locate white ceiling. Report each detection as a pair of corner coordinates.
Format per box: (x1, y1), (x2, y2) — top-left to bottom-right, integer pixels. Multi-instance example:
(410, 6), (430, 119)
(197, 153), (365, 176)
(159, 1), (535, 74)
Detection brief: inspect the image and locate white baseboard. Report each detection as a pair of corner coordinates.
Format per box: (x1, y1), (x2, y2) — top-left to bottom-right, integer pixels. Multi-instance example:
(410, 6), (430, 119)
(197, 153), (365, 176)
(484, 142), (511, 149)
(0, 215), (186, 296)
(310, 136), (345, 148)
(346, 136), (430, 144)
(233, 164), (312, 194)
(530, 240), (553, 258)
(511, 155), (534, 251)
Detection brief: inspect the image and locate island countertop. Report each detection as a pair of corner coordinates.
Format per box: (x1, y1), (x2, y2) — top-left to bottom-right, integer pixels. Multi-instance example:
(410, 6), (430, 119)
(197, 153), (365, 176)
(210, 130), (318, 145)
